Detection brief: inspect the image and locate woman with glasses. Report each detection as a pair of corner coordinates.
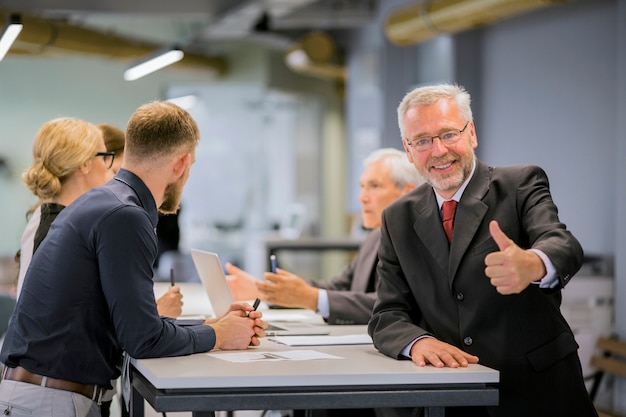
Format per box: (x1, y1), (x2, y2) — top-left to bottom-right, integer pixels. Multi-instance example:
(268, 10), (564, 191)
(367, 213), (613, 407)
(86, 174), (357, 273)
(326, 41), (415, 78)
(98, 123), (125, 175)
(15, 117), (114, 297)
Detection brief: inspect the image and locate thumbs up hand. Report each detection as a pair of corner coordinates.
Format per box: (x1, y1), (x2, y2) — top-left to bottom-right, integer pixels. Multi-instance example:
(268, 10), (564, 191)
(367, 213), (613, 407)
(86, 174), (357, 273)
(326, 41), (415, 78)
(484, 220), (546, 295)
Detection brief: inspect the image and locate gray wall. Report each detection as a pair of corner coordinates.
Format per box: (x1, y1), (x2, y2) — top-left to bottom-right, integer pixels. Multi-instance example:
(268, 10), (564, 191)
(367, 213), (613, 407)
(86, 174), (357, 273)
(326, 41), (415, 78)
(477, 0), (616, 256)
(615, 0), (626, 407)
(461, 0), (626, 362)
(472, 7), (626, 408)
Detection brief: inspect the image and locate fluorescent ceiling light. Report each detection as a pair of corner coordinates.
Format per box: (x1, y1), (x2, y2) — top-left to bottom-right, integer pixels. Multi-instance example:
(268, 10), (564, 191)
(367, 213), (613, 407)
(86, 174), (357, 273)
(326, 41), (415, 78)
(167, 95), (198, 110)
(0, 14), (23, 61)
(124, 48), (184, 81)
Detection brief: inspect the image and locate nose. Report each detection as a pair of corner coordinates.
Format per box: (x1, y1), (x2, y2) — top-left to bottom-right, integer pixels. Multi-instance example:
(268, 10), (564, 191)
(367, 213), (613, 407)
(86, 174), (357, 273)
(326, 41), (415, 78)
(359, 188), (368, 203)
(430, 136), (448, 156)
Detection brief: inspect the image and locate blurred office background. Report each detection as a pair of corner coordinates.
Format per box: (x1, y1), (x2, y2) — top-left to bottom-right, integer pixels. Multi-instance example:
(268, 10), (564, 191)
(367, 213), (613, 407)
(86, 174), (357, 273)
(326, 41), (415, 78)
(0, 0), (624, 413)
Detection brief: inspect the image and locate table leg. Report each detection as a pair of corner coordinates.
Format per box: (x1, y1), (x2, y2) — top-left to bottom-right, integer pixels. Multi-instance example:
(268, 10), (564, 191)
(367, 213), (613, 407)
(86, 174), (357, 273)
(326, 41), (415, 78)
(424, 407), (445, 417)
(130, 385), (144, 417)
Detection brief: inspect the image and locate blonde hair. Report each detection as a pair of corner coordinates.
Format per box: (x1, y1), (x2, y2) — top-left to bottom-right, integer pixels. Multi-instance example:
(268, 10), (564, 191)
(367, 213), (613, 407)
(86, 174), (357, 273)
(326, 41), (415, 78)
(22, 117), (103, 200)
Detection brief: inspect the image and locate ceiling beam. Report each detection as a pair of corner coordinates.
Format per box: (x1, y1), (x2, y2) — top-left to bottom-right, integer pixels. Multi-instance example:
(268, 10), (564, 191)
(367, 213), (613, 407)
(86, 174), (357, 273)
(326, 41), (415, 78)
(0, 0), (247, 17)
(0, 11), (227, 76)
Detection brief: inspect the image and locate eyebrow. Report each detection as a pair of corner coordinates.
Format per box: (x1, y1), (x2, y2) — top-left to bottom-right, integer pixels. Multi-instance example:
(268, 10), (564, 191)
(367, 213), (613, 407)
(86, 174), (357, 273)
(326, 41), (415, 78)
(412, 126), (459, 138)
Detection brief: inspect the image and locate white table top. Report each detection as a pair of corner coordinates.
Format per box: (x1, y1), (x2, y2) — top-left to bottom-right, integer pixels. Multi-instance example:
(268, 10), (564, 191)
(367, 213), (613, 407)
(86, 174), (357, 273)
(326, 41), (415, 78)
(132, 325), (499, 390)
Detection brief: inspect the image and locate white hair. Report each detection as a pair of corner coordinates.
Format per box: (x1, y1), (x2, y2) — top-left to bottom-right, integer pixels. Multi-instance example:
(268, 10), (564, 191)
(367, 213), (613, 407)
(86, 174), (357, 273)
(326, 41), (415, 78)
(397, 83), (473, 139)
(363, 148), (425, 189)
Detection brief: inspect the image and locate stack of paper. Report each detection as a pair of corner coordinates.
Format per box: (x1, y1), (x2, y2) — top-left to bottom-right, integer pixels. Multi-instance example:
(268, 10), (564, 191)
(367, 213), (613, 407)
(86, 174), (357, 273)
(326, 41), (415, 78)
(269, 334), (373, 346)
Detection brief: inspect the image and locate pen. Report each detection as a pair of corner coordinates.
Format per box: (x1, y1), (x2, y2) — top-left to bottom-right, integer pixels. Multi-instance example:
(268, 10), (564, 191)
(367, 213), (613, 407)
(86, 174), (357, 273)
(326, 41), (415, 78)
(170, 268), (175, 287)
(252, 298), (261, 311)
(270, 254), (277, 273)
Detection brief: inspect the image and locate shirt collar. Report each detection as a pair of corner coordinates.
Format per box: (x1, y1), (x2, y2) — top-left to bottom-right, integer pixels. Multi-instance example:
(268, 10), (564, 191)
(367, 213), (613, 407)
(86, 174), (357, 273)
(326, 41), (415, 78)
(113, 168), (159, 227)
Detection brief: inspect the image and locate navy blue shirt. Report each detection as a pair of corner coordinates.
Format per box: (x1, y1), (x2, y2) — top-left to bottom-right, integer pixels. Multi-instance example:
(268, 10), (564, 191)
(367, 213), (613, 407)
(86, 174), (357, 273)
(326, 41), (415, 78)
(1, 169), (216, 388)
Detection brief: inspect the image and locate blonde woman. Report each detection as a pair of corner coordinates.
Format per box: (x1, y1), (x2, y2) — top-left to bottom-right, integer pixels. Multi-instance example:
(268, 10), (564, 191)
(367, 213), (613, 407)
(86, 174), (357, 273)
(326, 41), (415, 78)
(16, 117), (114, 297)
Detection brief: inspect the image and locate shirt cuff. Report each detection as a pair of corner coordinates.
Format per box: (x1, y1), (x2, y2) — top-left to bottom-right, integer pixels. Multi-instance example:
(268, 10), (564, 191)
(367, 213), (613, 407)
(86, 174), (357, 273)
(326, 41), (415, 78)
(317, 289), (330, 319)
(400, 335), (434, 358)
(190, 325), (217, 352)
(529, 249), (559, 288)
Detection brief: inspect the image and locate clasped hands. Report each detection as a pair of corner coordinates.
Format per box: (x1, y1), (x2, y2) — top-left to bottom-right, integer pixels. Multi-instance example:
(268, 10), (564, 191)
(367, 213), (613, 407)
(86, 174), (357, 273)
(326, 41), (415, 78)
(206, 302), (268, 350)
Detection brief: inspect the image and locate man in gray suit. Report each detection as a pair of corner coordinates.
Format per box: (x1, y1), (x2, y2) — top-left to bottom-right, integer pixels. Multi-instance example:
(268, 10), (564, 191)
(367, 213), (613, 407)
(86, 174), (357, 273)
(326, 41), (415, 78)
(226, 148), (423, 325)
(368, 84), (597, 417)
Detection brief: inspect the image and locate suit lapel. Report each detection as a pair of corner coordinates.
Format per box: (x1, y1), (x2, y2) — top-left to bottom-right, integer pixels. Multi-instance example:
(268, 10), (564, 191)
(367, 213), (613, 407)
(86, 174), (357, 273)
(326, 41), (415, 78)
(448, 161), (491, 282)
(413, 190), (450, 274)
(352, 228), (380, 291)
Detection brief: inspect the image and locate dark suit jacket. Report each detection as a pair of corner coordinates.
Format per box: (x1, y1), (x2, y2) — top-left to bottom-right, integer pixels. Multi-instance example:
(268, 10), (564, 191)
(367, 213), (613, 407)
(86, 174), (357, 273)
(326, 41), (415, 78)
(368, 161), (597, 417)
(310, 228), (379, 325)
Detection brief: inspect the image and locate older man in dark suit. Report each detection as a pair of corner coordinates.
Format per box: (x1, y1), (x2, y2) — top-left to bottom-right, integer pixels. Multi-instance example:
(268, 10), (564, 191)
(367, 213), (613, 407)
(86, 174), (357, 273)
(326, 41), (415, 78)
(368, 83), (598, 417)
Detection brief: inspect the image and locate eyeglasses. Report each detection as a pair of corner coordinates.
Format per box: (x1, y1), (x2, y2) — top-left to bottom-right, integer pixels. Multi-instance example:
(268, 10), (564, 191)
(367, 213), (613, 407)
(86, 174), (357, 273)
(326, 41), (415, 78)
(405, 121), (470, 151)
(95, 151), (115, 169)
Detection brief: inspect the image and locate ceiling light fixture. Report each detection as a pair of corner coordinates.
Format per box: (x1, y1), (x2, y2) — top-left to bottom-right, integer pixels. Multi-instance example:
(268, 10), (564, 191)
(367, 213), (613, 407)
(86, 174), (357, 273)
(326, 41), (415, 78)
(285, 48), (311, 68)
(0, 14), (23, 61)
(124, 47), (184, 81)
(284, 32), (347, 82)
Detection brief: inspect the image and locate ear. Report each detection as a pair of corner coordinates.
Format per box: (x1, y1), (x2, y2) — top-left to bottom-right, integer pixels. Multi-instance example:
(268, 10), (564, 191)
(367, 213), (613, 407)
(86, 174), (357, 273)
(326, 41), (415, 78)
(469, 121), (478, 149)
(78, 159), (91, 175)
(403, 140), (414, 163)
(172, 152), (191, 179)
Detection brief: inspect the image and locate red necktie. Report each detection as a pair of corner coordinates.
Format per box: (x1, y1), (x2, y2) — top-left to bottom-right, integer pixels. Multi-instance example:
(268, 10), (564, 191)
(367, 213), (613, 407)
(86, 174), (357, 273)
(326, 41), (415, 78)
(442, 200), (457, 244)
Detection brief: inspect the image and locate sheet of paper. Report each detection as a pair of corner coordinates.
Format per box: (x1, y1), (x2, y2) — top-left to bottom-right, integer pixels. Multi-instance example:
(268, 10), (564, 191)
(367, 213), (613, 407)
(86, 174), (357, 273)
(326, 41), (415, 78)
(207, 350), (342, 363)
(261, 310), (325, 323)
(269, 334), (373, 346)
